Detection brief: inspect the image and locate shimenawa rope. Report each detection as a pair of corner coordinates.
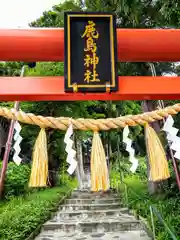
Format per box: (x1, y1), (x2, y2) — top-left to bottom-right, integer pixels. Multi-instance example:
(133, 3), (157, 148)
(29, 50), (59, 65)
(0, 103), (179, 131)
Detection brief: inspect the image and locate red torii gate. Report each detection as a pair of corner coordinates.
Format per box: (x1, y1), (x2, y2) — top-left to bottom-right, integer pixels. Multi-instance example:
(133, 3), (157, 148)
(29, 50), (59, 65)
(1, 26), (180, 197)
(0, 28), (180, 101)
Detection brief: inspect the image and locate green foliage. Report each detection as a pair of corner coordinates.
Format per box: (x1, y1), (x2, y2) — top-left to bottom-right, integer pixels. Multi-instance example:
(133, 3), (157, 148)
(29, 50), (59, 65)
(113, 157), (147, 180)
(0, 162), (31, 199)
(0, 62), (24, 76)
(0, 179), (77, 240)
(121, 177), (180, 239)
(59, 173), (77, 186)
(111, 158), (180, 240)
(27, 62), (64, 76)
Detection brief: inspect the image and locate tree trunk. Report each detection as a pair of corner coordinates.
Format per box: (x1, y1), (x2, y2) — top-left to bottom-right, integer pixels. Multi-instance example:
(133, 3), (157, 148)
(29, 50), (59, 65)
(47, 129), (59, 187)
(77, 138), (85, 180)
(0, 122), (9, 158)
(142, 101), (167, 195)
(107, 101), (112, 167)
(48, 147), (57, 187)
(74, 134), (83, 189)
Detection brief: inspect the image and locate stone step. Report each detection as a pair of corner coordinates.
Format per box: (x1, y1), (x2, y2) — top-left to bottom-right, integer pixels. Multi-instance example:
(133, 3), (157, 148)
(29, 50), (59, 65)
(60, 202), (121, 211)
(43, 219), (143, 233)
(35, 230), (151, 240)
(65, 197), (120, 205)
(71, 190), (118, 199)
(52, 212), (136, 223)
(54, 208), (130, 220)
(34, 189), (152, 240)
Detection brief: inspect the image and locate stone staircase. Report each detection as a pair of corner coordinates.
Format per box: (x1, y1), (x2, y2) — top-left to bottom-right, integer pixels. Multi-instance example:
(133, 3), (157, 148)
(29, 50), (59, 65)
(35, 190), (152, 240)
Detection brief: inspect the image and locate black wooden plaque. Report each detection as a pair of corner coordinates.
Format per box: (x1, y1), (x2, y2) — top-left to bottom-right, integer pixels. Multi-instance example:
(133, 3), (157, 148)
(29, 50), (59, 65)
(64, 12), (118, 93)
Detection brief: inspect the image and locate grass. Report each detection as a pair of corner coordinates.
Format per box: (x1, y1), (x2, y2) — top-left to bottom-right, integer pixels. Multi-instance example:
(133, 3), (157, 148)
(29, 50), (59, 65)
(111, 170), (180, 240)
(0, 178), (77, 240)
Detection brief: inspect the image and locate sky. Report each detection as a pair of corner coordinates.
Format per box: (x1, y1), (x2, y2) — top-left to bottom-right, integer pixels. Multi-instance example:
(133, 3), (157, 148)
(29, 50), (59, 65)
(0, 0), (62, 28)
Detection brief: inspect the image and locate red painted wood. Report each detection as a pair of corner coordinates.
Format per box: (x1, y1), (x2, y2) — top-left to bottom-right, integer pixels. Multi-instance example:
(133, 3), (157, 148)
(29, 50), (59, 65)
(0, 76), (179, 101)
(0, 28), (180, 62)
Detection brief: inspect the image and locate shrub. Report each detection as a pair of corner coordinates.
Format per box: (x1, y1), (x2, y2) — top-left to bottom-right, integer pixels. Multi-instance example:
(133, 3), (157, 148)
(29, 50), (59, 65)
(0, 162), (31, 199)
(111, 170), (180, 240)
(59, 173), (73, 185)
(0, 179), (77, 240)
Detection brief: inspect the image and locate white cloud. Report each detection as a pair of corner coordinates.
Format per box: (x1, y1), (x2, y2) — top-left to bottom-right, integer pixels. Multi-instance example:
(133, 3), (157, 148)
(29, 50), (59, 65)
(0, 0), (61, 28)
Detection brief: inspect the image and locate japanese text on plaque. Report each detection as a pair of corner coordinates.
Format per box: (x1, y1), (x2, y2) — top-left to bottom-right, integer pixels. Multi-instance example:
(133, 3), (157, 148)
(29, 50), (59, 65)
(81, 21), (100, 83)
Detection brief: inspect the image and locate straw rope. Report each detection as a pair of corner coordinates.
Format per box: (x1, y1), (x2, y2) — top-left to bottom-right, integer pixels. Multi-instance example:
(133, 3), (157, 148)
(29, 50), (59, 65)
(0, 103), (180, 131)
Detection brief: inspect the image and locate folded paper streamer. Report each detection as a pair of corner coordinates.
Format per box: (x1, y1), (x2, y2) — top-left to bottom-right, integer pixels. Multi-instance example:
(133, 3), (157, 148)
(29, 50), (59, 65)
(29, 128), (48, 187)
(64, 123), (77, 175)
(145, 123), (170, 182)
(91, 132), (110, 192)
(123, 126), (138, 173)
(13, 121), (23, 165)
(163, 115), (180, 160)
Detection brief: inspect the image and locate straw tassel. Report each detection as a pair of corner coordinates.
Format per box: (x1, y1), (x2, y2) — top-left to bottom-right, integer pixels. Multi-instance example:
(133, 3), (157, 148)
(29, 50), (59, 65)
(91, 131), (110, 192)
(145, 124), (170, 182)
(29, 128), (48, 187)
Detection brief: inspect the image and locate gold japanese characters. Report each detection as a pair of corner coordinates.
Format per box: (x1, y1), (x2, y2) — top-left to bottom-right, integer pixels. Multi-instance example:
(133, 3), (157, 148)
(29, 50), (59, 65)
(82, 21), (100, 83)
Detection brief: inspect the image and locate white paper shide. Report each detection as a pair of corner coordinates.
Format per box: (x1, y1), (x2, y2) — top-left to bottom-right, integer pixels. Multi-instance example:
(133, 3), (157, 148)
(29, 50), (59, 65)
(163, 115), (180, 160)
(64, 123), (77, 174)
(13, 121), (23, 165)
(123, 125), (139, 173)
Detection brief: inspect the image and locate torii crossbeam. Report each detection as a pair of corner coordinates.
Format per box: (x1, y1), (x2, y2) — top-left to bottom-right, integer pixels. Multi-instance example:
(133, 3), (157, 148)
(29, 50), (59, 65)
(0, 76), (180, 101)
(0, 27), (180, 100)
